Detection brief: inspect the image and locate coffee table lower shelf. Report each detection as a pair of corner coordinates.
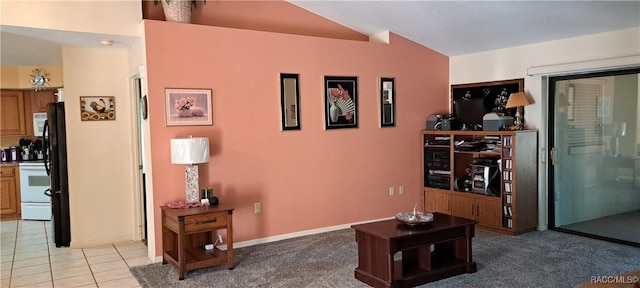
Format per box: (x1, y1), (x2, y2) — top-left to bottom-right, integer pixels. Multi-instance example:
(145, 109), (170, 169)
(356, 258), (476, 287)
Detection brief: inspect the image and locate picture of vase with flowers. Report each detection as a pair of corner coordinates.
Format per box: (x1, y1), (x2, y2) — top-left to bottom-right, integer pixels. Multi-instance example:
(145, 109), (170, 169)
(324, 76), (358, 129)
(165, 88), (213, 126)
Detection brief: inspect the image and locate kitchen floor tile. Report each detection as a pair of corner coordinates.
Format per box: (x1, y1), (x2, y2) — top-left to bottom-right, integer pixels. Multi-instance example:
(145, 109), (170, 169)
(82, 246), (117, 258)
(113, 242), (146, 252)
(92, 268), (133, 283)
(74, 284), (98, 288)
(11, 256), (48, 269)
(12, 281), (53, 288)
(52, 265), (91, 280)
(14, 245), (47, 255)
(95, 276), (140, 288)
(1, 220), (144, 287)
(47, 246), (76, 256)
(49, 259), (89, 272)
(51, 274), (96, 288)
(87, 259), (127, 273)
(9, 271), (51, 287)
(49, 251), (85, 263)
(0, 277), (9, 288)
(13, 249), (49, 261)
(117, 249), (146, 260)
(123, 256), (151, 267)
(10, 263), (50, 277)
(85, 254), (122, 266)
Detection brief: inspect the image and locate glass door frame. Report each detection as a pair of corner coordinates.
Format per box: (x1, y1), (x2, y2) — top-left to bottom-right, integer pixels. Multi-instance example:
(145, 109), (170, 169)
(547, 67), (640, 247)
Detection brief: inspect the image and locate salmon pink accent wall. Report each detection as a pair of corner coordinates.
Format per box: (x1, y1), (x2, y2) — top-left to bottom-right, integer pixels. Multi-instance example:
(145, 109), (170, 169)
(142, 0), (368, 42)
(145, 20), (449, 256)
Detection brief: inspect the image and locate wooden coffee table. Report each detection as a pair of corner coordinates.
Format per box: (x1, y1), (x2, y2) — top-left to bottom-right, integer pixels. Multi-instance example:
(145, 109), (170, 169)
(351, 213), (477, 287)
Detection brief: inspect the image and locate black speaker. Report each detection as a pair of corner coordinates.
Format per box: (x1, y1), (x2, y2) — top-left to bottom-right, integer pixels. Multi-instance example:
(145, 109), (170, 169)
(441, 117), (457, 130)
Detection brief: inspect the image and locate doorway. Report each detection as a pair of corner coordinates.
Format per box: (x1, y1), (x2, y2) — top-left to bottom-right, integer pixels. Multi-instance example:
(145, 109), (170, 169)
(548, 68), (640, 246)
(132, 76), (147, 245)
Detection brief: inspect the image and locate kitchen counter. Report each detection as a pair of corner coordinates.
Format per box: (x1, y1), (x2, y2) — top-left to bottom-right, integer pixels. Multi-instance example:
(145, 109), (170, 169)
(1, 160), (44, 167)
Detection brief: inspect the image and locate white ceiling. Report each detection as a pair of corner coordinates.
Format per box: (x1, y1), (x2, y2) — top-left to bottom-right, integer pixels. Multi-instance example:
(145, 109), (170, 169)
(289, 0), (640, 56)
(0, 25), (137, 66)
(1, 1), (639, 66)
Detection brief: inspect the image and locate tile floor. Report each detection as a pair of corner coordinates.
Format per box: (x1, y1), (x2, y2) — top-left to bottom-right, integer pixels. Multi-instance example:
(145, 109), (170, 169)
(0, 220), (151, 288)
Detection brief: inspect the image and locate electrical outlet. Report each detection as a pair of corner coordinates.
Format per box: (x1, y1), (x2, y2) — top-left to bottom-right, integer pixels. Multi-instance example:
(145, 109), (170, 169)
(218, 234), (223, 243)
(254, 202), (262, 214)
(389, 186), (395, 196)
(399, 186), (405, 195)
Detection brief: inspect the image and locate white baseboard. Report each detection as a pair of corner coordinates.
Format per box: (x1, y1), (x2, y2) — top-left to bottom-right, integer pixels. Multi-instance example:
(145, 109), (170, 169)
(151, 216), (394, 263)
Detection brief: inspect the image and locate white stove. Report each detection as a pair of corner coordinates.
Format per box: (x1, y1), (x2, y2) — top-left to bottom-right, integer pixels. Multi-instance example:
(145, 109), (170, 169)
(19, 161), (51, 220)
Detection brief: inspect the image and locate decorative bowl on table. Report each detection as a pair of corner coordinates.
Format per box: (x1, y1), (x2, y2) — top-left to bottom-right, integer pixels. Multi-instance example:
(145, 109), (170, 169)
(395, 211), (434, 226)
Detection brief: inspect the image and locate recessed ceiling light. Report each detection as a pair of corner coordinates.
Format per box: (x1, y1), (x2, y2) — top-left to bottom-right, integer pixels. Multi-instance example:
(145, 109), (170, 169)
(100, 40), (113, 46)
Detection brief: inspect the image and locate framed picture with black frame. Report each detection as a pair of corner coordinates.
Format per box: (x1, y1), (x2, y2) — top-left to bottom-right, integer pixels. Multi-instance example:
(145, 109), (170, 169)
(380, 77), (395, 127)
(324, 76), (358, 129)
(280, 73), (301, 130)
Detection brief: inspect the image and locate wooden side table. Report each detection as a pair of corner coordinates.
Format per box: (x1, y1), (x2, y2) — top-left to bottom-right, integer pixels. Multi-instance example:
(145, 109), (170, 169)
(161, 205), (235, 280)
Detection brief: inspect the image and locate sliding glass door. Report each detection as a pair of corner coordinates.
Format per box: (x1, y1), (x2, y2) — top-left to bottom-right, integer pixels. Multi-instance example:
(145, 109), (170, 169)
(549, 68), (640, 246)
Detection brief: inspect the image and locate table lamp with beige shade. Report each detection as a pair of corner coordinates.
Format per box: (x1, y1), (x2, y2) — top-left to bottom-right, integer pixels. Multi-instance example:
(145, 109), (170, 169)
(505, 92), (533, 130)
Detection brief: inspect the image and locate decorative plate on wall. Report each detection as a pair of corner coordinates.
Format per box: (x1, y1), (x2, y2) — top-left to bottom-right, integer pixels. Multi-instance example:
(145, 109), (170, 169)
(30, 69), (50, 91)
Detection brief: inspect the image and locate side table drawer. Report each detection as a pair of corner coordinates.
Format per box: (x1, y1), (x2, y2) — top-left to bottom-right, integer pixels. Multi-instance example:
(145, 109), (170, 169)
(184, 211), (228, 233)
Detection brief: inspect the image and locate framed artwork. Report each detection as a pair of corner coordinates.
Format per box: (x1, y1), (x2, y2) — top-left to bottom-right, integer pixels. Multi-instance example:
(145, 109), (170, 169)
(165, 88), (213, 126)
(380, 77), (395, 127)
(324, 76), (358, 129)
(80, 96), (115, 121)
(280, 73), (301, 130)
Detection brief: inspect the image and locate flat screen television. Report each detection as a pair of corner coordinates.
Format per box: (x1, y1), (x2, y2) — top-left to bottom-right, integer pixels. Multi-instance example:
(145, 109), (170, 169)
(453, 98), (486, 129)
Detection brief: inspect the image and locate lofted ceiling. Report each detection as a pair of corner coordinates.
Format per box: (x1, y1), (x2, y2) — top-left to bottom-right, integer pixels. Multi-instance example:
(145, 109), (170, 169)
(1, 1), (639, 67)
(288, 0), (640, 57)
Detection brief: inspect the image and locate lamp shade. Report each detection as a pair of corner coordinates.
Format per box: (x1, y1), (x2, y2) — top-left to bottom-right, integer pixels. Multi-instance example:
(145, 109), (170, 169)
(506, 92), (532, 108)
(170, 137), (209, 164)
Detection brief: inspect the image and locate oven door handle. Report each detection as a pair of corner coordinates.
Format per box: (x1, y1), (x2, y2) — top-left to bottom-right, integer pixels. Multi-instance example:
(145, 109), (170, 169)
(44, 189), (52, 197)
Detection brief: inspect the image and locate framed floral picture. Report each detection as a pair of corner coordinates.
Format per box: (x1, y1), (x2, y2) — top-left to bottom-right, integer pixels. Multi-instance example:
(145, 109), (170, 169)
(165, 88), (213, 126)
(324, 76), (358, 129)
(80, 96), (115, 121)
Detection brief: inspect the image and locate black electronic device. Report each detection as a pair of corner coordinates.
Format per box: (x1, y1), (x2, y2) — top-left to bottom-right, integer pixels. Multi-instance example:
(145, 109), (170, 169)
(470, 164), (501, 197)
(453, 98), (486, 130)
(441, 117), (458, 130)
(424, 147), (451, 189)
(426, 114), (443, 130)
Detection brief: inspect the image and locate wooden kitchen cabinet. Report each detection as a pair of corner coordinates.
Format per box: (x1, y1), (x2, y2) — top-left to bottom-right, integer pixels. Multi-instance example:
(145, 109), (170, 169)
(27, 90), (56, 113)
(0, 90), (27, 136)
(25, 90), (56, 136)
(0, 166), (21, 219)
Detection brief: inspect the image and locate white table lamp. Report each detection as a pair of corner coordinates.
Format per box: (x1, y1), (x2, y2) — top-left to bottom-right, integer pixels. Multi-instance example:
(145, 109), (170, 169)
(170, 136), (210, 204)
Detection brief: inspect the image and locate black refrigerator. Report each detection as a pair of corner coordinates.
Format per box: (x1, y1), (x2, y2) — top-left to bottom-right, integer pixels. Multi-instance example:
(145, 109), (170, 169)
(43, 102), (71, 247)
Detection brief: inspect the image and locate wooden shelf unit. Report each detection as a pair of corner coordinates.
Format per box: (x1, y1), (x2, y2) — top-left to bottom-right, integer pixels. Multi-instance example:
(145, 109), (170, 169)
(422, 130), (538, 235)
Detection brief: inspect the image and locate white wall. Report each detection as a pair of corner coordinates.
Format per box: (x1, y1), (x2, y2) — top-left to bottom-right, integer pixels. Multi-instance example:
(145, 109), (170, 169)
(2, 0), (148, 248)
(62, 47), (137, 247)
(450, 27), (640, 230)
(1, 0), (140, 37)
